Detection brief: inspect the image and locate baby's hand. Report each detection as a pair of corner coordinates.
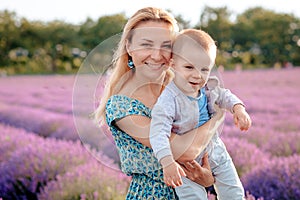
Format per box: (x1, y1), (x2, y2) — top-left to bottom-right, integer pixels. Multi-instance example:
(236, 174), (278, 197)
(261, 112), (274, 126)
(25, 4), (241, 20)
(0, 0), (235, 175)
(233, 104), (252, 131)
(162, 160), (186, 188)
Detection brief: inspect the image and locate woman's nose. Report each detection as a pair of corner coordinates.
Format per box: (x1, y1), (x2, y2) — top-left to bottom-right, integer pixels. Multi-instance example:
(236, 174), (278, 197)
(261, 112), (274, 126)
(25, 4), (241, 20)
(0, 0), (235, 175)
(150, 48), (162, 60)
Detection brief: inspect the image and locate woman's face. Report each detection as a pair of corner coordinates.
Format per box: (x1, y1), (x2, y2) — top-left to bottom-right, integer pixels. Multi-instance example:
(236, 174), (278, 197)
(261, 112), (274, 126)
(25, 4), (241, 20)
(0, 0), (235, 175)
(126, 21), (174, 81)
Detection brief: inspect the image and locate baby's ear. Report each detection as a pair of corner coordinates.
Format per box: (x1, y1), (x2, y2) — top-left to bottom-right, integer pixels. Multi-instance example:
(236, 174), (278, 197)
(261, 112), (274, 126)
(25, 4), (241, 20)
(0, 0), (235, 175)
(206, 76), (220, 89)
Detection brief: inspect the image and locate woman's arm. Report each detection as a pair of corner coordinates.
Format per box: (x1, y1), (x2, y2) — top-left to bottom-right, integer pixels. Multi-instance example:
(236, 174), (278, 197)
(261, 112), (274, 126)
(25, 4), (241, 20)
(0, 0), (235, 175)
(170, 106), (225, 162)
(115, 105), (225, 159)
(115, 114), (153, 147)
(115, 113), (217, 188)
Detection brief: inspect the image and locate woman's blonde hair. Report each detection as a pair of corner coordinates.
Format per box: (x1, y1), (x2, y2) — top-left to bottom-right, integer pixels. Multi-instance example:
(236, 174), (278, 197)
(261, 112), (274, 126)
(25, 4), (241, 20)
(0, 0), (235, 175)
(94, 7), (179, 125)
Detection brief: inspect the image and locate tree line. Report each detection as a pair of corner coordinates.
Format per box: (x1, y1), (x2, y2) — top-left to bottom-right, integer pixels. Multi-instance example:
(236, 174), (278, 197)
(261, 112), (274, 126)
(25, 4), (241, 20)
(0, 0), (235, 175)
(0, 6), (299, 75)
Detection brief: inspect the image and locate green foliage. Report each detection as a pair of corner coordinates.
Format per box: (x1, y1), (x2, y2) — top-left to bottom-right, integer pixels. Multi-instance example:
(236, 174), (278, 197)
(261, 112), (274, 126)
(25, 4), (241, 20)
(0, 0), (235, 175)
(0, 7), (299, 75)
(198, 6), (300, 68)
(79, 14), (127, 49)
(0, 10), (127, 75)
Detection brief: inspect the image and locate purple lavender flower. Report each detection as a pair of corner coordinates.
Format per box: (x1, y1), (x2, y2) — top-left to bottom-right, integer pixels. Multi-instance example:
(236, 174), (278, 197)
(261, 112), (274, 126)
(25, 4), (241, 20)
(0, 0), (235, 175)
(262, 132), (300, 157)
(0, 68), (300, 199)
(222, 136), (270, 176)
(38, 159), (129, 200)
(0, 132), (93, 199)
(242, 155), (300, 200)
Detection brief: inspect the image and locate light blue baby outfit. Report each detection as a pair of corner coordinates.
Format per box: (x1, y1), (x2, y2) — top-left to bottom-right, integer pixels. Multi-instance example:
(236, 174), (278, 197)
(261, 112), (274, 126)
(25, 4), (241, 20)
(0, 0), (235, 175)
(150, 76), (245, 200)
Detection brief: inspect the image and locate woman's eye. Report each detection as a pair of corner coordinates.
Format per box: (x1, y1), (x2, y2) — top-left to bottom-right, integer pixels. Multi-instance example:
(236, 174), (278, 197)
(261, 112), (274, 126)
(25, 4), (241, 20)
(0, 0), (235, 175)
(162, 44), (171, 49)
(141, 43), (151, 47)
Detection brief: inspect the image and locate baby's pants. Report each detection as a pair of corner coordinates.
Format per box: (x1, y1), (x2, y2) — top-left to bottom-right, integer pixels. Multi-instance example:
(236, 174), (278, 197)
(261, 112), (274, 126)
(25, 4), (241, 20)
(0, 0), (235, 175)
(175, 137), (244, 200)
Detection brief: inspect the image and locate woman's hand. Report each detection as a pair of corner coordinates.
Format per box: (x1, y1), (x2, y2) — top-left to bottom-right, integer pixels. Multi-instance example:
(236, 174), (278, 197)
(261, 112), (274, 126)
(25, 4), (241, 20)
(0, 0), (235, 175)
(179, 153), (215, 187)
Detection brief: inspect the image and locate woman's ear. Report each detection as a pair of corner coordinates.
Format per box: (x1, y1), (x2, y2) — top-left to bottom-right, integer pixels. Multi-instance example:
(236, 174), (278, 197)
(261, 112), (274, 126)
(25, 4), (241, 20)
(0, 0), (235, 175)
(125, 39), (132, 56)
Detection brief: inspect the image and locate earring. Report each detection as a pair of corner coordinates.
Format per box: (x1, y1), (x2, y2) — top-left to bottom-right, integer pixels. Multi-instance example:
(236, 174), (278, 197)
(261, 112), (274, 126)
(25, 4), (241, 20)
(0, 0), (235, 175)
(127, 58), (135, 69)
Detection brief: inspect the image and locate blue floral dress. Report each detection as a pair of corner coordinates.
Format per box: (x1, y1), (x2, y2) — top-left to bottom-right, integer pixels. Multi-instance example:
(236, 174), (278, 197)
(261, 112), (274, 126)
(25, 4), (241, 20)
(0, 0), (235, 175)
(106, 95), (177, 200)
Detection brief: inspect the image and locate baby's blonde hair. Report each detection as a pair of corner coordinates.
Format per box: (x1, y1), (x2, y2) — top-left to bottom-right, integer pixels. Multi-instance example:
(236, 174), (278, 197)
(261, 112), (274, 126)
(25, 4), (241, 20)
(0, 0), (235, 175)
(94, 7), (179, 125)
(173, 29), (217, 68)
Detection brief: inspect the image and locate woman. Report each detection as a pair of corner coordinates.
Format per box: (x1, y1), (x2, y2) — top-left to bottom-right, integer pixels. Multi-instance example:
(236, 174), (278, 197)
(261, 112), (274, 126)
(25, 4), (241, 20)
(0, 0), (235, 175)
(94, 7), (221, 199)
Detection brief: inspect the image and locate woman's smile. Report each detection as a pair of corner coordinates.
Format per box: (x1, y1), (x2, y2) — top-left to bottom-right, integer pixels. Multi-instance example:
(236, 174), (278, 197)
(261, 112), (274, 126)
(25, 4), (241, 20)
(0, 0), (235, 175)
(145, 62), (165, 70)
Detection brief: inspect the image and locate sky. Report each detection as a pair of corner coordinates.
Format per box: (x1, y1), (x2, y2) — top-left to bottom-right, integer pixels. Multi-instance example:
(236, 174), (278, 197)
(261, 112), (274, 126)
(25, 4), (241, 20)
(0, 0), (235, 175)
(1, 0), (299, 26)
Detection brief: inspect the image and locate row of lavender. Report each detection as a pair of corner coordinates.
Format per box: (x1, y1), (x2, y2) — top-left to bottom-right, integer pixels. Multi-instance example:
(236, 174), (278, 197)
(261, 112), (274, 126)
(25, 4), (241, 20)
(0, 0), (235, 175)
(0, 68), (300, 199)
(220, 68), (300, 199)
(0, 75), (129, 199)
(0, 123), (130, 199)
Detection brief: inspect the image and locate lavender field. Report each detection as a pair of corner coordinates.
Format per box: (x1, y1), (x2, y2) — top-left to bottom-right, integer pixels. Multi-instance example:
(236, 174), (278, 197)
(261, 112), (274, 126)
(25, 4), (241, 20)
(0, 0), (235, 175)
(0, 68), (300, 200)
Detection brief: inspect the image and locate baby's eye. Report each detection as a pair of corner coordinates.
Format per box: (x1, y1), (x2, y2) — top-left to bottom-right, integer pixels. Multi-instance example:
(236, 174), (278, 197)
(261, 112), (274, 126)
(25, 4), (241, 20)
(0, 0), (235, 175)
(201, 68), (209, 72)
(184, 65), (194, 69)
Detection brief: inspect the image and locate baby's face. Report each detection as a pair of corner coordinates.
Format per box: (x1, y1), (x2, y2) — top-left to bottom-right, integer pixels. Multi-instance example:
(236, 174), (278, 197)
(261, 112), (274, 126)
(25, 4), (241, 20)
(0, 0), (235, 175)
(172, 41), (214, 97)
